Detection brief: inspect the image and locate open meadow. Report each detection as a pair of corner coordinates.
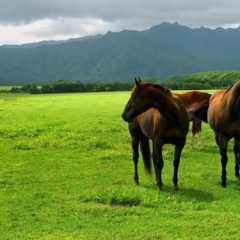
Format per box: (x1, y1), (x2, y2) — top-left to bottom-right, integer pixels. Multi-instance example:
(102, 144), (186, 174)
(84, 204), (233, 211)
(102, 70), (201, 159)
(0, 91), (240, 239)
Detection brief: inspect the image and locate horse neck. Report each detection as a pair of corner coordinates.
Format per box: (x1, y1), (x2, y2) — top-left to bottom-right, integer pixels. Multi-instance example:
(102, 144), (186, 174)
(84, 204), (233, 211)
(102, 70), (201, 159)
(228, 80), (240, 115)
(149, 88), (186, 126)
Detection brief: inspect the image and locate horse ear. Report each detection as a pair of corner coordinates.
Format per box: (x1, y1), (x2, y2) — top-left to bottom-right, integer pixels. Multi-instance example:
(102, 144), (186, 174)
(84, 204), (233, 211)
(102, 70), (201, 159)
(135, 77), (142, 88)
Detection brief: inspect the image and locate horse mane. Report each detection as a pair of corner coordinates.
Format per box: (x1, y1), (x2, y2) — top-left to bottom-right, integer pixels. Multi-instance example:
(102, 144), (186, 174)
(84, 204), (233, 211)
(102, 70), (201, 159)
(132, 77), (171, 95)
(227, 80), (240, 115)
(224, 84), (234, 95)
(131, 82), (171, 99)
(144, 82), (171, 95)
(224, 80), (240, 97)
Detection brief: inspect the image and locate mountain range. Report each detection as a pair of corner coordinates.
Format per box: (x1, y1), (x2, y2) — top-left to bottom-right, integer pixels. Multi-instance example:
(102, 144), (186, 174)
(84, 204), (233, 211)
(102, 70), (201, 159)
(1, 22), (240, 85)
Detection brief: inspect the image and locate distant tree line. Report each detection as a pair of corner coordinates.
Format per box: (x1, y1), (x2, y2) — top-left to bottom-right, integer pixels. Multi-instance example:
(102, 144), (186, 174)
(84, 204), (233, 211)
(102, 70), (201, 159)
(9, 80), (134, 94)
(6, 70), (240, 94)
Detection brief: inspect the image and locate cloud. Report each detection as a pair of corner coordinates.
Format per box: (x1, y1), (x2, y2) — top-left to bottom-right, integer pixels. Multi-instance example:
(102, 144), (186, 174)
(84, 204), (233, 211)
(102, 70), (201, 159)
(0, 0), (126, 24)
(0, 17), (114, 45)
(1, 0), (240, 45)
(2, 0), (240, 26)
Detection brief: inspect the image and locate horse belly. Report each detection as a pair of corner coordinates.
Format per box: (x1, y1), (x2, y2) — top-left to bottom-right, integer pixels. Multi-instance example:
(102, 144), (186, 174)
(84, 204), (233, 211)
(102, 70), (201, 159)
(222, 121), (240, 139)
(162, 128), (185, 145)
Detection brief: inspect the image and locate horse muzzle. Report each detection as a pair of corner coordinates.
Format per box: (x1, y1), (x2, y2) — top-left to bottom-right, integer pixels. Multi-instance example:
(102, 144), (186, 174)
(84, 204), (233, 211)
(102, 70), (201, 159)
(121, 113), (134, 122)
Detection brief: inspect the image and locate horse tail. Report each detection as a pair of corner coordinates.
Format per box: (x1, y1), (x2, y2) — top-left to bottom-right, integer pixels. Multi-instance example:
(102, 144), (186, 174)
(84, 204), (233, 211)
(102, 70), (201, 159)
(189, 105), (209, 123)
(140, 135), (152, 175)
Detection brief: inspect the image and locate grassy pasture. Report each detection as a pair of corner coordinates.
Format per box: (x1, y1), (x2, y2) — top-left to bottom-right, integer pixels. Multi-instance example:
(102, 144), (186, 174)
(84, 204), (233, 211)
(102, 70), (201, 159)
(0, 91), (240, 239)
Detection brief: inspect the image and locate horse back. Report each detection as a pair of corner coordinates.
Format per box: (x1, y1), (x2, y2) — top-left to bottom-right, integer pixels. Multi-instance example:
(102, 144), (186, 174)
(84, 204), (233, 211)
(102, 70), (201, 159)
(175, 91), (211, 107)
(175, 91), (211, 123)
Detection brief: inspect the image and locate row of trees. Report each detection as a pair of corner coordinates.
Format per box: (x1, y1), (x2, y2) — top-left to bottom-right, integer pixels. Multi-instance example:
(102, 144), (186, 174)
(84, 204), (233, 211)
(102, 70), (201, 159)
(9, 80), (135, 94)
(7, 71), (240, 94)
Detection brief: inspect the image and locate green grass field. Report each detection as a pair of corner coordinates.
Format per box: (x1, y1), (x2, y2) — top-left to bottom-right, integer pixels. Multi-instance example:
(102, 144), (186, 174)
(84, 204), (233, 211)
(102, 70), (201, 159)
(0, 91), (240, 239)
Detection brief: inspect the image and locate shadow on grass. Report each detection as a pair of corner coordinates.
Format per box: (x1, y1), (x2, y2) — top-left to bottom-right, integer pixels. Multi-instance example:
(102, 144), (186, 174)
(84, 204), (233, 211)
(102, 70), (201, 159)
(224, 178), (240, 191)
(176, 187), (215, 203)
(142, 183), (215, 203)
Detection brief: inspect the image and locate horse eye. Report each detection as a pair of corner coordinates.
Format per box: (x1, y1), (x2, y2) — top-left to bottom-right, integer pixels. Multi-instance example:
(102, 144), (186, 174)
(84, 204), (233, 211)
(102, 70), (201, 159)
(132, 94), (137, 101)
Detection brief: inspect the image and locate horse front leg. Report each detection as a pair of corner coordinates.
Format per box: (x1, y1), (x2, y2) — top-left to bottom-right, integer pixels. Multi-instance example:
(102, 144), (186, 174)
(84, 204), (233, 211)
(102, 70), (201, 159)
(233, 138), (240, 178)
(132, 135), (140, 185)
(173, 139), (185, 191)
(153, 142), (164, 191)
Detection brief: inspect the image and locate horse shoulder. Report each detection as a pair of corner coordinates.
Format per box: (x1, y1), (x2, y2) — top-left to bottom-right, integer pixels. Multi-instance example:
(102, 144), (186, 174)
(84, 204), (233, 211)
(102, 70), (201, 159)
(208, 90), (226, 129)
(173, 95), (189, 118)
(209, 90), (224, 102)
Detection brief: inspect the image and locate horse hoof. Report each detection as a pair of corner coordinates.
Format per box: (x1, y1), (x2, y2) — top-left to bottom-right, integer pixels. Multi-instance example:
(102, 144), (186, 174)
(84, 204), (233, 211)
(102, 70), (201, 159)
(221, 183), (227, 188)
(174, 185), (179, 191)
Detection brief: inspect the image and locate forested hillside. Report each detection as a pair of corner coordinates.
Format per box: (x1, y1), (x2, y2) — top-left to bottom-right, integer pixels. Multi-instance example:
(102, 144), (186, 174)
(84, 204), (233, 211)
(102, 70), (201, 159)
(1, 22), (240, 85)
(163, 70), (240, 89)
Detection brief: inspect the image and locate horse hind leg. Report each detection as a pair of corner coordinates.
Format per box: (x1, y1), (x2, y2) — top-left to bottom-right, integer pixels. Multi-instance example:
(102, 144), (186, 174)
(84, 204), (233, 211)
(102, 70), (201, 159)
(172, 139), (186, 191)
(197, 132), (204, 150)
(191, 132), (204, 150)
(190, 121), (194, 150)
(233, 138), (240, 178)
(191, 119), (204, 150)
(190, 134), (195, 150)
(153, 143), (164, 191)
(140, 135), (151, 176)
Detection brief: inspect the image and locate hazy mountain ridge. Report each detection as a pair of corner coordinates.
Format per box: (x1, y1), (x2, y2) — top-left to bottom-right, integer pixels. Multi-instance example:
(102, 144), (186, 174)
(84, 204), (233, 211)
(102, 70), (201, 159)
(1, 22), (240, 85)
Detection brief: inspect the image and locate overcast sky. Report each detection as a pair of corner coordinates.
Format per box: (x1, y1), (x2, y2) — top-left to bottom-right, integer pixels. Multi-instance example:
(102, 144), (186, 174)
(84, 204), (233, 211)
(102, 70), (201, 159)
(1, 0), (240, 46)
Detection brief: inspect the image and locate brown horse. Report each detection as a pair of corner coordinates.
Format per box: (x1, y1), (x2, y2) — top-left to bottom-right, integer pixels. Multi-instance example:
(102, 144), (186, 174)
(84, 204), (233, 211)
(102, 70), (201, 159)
(175, 91), (212, 150)
(208, 80), (240, 187)
(122, 78), (189, 190)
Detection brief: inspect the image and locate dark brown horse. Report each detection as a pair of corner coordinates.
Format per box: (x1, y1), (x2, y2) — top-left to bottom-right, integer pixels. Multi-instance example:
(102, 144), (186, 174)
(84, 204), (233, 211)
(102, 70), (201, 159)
(122, 78), (189, 190)
(175, 91), (211, 150)
(208, 80), (240, 187)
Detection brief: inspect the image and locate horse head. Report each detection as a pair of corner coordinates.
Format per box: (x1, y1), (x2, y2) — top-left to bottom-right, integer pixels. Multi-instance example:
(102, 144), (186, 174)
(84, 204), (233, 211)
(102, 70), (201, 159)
(121, 77), (153, 122)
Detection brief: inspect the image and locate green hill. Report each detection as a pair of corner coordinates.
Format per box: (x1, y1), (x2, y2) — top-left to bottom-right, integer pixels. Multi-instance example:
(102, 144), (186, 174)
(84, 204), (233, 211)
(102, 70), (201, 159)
(163, 70), (240, 89)
(1, 22), (240, 85)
